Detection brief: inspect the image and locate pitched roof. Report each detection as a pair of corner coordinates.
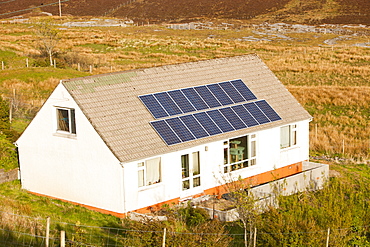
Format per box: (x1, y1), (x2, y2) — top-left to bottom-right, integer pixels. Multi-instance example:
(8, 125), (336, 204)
(62, 54), (311, 163)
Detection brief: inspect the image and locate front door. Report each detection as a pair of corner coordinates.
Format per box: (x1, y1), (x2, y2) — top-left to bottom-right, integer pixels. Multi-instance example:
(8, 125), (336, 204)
(181, 152), (202, 197)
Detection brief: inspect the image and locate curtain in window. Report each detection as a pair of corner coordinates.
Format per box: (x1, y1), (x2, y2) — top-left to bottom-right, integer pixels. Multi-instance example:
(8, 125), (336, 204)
(146, 157), (161, 185)
(138, 170), (144, 187)
(280, 126), (290, 148)
(251, 140), (256, 157)
(192, 152), (200, 176)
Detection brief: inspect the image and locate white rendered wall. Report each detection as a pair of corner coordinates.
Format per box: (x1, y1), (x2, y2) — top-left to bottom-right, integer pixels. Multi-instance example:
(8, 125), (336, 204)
(122, 120), (310, 212)
(17, 82), (310, 214)
(17, 83), (124, 214)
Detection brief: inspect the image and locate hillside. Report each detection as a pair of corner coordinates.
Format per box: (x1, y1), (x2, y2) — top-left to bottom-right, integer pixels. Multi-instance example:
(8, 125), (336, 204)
(0, 0), (370, 24)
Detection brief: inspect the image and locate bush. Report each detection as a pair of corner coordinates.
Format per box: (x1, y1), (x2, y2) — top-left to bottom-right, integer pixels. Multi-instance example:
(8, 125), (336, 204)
(177, 203), (209, 227)
(0, 135), (18, 171)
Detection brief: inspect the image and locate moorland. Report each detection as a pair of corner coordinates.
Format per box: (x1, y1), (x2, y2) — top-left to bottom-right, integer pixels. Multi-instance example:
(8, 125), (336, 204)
(0, 0), (370, 25)
(0, 4), (369, 245)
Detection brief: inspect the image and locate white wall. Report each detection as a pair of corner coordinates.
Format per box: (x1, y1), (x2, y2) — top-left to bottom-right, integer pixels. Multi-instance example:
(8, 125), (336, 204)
(17, 83), (124, 214)
(17, 82), (310, 214)
(122, 120), (310, 212)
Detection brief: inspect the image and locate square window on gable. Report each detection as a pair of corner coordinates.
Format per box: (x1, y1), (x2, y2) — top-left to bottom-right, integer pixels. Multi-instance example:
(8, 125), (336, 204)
(280, 124), (297, 149)
(56, 108), (76, 134)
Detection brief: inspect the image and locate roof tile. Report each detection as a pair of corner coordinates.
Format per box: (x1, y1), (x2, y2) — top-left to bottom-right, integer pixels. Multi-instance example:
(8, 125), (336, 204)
(63, 54), (311, 163)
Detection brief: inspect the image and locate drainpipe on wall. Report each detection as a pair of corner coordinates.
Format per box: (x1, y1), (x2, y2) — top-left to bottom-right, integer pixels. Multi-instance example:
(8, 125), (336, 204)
(119, 162), (127, 215)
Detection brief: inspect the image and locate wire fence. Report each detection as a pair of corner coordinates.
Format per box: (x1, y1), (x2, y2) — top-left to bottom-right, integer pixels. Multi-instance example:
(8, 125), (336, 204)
(1, 209), (370, 247)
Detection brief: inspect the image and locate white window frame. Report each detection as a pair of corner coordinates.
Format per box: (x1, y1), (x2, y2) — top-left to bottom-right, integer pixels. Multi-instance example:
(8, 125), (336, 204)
(181, 152), (201, 191)
(138, 157), (161, 187)
(56, 107), (76, 134)
(280, 124), (297, 149)
(223, 134), (257, 173)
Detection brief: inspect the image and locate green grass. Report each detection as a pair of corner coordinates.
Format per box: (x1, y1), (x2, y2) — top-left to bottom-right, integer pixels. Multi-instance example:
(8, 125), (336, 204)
(11, 118), (30, 134)
(0, 67), (89, 83)
(0, 50), (29, 69)
(0, 180), (122, 227)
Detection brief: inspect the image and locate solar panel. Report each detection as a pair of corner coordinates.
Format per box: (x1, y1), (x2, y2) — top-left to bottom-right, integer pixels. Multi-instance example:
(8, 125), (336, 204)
(255, 100), (282, 122)
(244, 102), (270, 124)
(193, 112), (222, 136)
(153, 92), (182, 116)
(230, 79), (257, 101)
(142, 78), (283, 146)
(231, 105), (259, 127)
(194, 86), (222, 108)
(168, 90), (196, 113)
(219, 107), (246, 130)
(207, 109), (234, 133)
(179, 115), (209, 139)
(151, 99), (282, 146)
(166, 117), (195, 142)
(219, 81), (245, 103)
(139, 94), (169, 119)
(206, 84), (233, 106)
(181, 88), (209, 111)
(150, 120), (181, 145)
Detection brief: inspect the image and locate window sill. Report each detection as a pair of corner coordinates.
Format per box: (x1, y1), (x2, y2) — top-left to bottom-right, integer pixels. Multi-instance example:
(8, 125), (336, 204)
(138, 182), (163, 192)
(53, 132), (77, 139)
(280, 145), (299, 152)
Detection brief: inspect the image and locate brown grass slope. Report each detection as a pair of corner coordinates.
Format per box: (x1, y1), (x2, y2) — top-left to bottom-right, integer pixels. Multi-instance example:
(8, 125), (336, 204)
(1, 0), (370, 24)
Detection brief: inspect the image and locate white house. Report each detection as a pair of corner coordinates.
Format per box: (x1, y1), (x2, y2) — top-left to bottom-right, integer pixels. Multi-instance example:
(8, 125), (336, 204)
(16, 54), (312, 217)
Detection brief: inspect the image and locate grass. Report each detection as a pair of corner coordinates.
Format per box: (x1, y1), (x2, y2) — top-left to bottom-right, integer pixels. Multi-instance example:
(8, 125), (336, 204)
(0, 181), (121, 226)
(0, 67), (88, 84)
(288, 86), (370, 159)
(0, 16), (368, 246)
(0, 20), (368, 161)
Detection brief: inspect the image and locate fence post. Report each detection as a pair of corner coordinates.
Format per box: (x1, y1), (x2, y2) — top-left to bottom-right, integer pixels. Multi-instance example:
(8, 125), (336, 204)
(1, 61), (4, 70)
(45, 217), (50, 247)
(342, 139), (345, 155)
(162, 228), (166, 247)
(26, 58), (29, 68)
(326, 228), (330, 247)
(60, 230), (65, 247)
(253, 228), (257, 247)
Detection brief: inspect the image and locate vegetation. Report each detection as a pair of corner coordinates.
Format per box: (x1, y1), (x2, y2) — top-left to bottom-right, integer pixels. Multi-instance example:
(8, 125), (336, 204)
(1, 0), (370, 24)
(0, 18), (368, 245)
(255, 163), (370, 246)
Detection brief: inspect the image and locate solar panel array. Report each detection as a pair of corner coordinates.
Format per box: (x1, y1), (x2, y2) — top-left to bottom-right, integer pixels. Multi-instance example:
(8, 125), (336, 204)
(139, 79), (257, 119)
(139, 79), (282, 146)
(150, 100), (281, 146)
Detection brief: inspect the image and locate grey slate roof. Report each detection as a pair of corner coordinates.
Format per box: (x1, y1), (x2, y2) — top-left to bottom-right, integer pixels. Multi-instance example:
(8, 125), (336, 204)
(62, 54), (311, 163)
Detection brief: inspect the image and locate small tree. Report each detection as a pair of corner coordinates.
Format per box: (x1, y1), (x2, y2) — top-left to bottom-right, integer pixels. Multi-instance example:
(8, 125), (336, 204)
(33, 18), (60, 66)
(222, 176), (261, 247)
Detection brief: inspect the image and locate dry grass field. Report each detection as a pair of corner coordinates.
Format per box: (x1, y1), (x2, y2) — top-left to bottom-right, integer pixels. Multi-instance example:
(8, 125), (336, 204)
(0, 17), (369, 161)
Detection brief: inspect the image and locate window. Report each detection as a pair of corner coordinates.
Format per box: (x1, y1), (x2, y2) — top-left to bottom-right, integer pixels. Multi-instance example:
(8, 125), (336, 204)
(181, 152), (201, 190)
(57, 108), (76, 134)
(280, 124), (297, 149)
(223, 134), (256, 173)
(138, 157), (161, 187)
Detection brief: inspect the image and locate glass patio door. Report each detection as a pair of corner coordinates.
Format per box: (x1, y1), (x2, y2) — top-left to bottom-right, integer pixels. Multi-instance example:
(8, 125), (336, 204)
(181, 152), (201, 195)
